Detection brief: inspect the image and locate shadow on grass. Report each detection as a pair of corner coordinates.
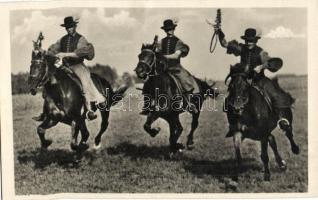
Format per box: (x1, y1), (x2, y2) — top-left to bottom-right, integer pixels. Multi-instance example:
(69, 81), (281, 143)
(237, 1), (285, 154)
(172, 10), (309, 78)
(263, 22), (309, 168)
(105, 142), (170, 160)
(183, 158), (262, 181)
(17, 148), (79, 169)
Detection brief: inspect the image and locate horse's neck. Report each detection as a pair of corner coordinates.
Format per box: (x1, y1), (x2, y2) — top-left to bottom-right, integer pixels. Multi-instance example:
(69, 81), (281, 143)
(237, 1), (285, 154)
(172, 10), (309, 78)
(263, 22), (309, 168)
(45, 72), (72, 99)
(248, 87), (270, 113)
(148, 74), (174, 95)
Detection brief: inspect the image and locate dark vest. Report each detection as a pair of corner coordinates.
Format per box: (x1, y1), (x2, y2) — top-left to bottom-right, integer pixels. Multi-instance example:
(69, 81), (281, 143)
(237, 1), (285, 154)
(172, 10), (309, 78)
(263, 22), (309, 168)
(161, 36), (180, 67)
(240, 45), (263, 69)
(60, 33), (84, 65)
(239, 45), (263, 77)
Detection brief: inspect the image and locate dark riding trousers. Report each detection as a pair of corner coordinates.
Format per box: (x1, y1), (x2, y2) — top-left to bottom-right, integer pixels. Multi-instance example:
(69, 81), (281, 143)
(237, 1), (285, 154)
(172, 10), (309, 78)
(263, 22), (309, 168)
(158, 35), (199, 93)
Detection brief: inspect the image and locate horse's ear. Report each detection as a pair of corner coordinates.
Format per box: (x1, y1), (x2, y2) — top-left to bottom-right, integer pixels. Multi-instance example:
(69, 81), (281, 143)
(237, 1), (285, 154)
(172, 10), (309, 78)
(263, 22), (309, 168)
(141, 43), (145, 50)
(32, 50), (40, 59)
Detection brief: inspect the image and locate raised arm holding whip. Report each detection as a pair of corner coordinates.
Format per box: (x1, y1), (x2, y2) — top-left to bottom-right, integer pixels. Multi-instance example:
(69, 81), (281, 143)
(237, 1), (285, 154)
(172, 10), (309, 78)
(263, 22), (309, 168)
(207, 8), (221, 53)
(212, 9), (295, 134)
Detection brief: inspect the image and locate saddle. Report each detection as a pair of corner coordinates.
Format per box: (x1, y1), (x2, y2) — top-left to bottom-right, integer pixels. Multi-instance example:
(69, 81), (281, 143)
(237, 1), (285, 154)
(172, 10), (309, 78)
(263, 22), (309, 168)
(167, 72), (184, 95)
(58, 66), (84, 94)
(251, 83), (273, 112)
(58, 66), (107, 98)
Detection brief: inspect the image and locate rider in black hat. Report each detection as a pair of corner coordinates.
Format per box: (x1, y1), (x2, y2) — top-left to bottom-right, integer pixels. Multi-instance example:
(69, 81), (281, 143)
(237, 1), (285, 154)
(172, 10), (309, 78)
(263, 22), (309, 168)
(33, 16), (106, 121)
(140, 19), (200, 115)
(216, 27), (295, 130)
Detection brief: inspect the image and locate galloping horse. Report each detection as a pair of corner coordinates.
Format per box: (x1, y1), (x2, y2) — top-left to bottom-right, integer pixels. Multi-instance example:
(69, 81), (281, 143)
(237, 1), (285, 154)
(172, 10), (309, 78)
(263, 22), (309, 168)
(225, 66), (300, 181)
(135, 44), (218, 154)
(28, 50), (127, 154)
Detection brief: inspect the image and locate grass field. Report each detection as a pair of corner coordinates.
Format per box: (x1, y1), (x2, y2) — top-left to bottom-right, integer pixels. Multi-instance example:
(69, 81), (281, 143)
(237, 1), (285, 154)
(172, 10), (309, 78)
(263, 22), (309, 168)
(13, 76), (307, 194)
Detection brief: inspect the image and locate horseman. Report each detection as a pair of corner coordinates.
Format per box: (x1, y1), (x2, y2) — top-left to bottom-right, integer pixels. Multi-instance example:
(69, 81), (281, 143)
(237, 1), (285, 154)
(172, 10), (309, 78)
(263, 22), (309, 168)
(216, 27), (295, 132)
(33, 16), (106, 121)
(140, 19), (200, 115)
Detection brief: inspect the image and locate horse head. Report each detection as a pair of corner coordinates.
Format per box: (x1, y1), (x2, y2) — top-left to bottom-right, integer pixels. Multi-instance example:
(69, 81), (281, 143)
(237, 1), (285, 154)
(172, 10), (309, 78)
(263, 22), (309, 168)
(226, 64), (250, 116)
(134, 44), (157, 80)
(28, 49), (57, 95)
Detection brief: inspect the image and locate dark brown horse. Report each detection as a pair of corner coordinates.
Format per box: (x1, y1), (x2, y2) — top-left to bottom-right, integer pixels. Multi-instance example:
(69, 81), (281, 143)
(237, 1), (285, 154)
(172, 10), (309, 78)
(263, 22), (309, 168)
(225, 67), (300, 181)
(135, 44), (218, 154)
(28, 50), (127, 155)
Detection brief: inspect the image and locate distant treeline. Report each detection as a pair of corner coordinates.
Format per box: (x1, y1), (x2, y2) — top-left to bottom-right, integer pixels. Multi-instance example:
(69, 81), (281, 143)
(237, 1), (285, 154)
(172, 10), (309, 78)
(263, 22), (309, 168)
(12, 63), (142, 95)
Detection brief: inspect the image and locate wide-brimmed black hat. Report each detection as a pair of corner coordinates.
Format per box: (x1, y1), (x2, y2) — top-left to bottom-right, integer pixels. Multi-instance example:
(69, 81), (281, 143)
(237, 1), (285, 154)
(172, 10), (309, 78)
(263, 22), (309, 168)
(241, 28), (261, 42)
(60, 16), (78, 28)
(161, 19), (177, 31)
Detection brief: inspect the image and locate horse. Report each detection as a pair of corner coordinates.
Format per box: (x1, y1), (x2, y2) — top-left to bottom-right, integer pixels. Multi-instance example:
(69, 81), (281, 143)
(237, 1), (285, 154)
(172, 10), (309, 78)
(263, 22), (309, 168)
(134, 44), (218, 154)
(28, 49), (128, 156)
(225, 66), (300, 181)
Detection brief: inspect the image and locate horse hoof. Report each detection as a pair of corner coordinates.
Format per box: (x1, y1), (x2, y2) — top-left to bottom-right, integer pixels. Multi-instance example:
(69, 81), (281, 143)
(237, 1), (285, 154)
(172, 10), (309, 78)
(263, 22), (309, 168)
(279, 160), (287, 171)
(292, 145), (300, 155)
(149, 127), (161, 137)
(93, 143), (101, 150)
(41, 139), (52, 149)
(94, 138), (101, 147)
(72, 158), (82, 167)
(70, 143), (78, 151)
(264, 174), (271, 181)
(176, 143), (185, 150)
(78, 143), (89, 152)
(186, 140), (194, 150)
(187, 144), (195, 150)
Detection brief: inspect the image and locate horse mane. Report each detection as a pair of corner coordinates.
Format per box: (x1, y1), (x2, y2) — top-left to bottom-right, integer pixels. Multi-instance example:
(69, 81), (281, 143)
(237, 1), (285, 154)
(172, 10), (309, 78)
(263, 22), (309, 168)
(142, 44), (154, 49)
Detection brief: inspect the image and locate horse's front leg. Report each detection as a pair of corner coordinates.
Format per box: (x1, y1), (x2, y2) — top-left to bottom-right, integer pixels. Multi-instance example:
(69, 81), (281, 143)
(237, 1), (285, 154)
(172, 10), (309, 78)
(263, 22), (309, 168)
(268, 134), (287, 171)
(187, 112), (200, 149)
(280, 121), (300, 155)
(70, 120), (80, 151)
(278, 109), (300, 154)
(170, 115), (184, 153)
(94, 110), (110, 150)
(261, 138), (270, 181)
(232, 131), (242, 181)
(37, 118), (58, 150)
(143, 112), (160, 137)
(77, 118), (90, 152)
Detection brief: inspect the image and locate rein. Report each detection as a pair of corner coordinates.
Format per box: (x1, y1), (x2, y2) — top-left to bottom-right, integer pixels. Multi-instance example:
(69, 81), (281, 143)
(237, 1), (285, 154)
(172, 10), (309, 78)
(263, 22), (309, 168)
(225, 72), (248, 86)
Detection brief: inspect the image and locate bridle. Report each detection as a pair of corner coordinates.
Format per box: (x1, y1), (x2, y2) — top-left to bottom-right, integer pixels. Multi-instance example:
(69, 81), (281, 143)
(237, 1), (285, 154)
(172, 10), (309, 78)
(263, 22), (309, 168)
(226, 72), (250, 111)
(30, 56), (50, 88)
(137, 48), (158, 80)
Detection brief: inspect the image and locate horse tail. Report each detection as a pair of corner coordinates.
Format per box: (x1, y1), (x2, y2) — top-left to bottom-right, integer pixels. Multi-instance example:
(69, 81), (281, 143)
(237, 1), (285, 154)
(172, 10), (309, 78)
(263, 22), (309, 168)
(110, 84), (129, 106)
(271, 76), (296, 105)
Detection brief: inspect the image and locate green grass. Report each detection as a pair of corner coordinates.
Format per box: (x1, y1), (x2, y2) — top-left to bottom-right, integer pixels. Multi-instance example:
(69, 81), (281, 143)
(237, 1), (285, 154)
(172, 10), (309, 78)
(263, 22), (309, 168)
(13, 76), (307, 194)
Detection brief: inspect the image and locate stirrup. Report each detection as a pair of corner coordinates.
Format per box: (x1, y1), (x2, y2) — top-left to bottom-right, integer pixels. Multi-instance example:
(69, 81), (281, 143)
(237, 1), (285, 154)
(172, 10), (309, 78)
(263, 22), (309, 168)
(277, 118), (290, 130)
(86, 110), (97, 121)
(96, 101), (107, 111)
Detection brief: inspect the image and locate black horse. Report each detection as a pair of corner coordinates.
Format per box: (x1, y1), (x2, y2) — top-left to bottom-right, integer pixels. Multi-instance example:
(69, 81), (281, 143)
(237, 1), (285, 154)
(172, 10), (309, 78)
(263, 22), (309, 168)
(28, 50), (127, 154)
(135, 44), (218, 154)
(225, 66), (300, 181)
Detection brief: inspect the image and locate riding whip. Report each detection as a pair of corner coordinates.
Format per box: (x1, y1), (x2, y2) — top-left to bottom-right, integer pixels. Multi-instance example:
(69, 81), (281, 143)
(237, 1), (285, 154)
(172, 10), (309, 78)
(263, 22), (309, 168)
(207, 9), (221, 53)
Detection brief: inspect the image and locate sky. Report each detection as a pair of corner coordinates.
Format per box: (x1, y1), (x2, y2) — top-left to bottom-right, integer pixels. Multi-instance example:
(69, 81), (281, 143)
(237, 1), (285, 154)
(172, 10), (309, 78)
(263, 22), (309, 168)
(10, 7), (307, 80)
